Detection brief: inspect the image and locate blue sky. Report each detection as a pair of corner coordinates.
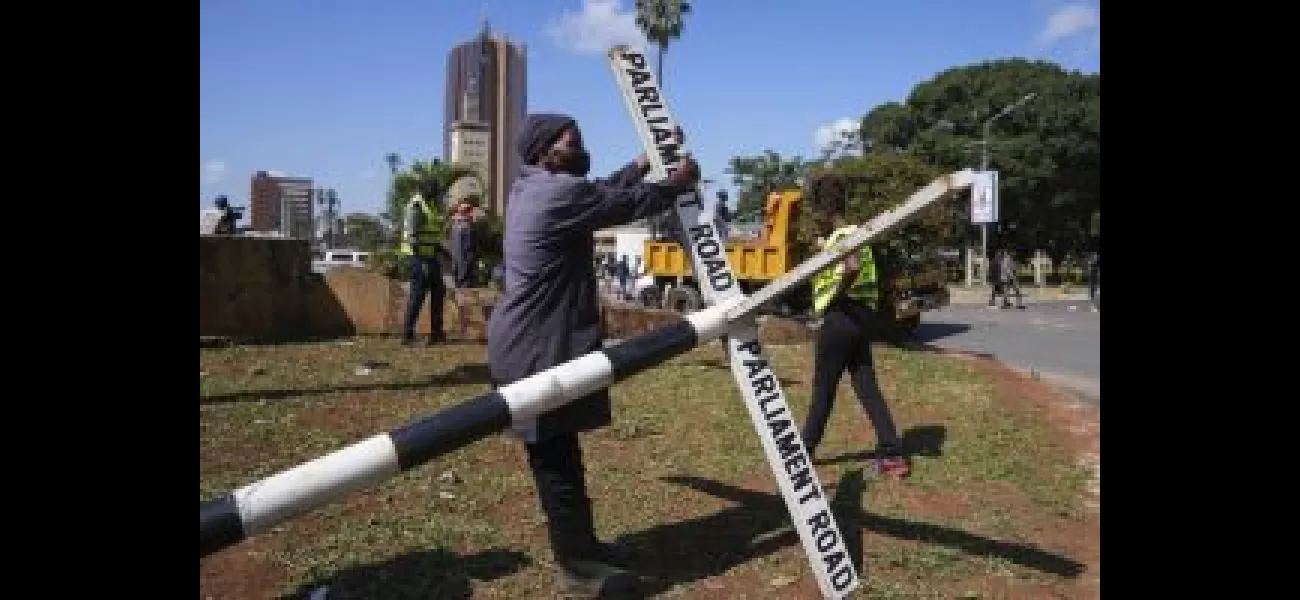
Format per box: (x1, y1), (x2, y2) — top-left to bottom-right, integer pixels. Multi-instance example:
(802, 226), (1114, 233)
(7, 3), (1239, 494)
(200, 0), (1100, 218)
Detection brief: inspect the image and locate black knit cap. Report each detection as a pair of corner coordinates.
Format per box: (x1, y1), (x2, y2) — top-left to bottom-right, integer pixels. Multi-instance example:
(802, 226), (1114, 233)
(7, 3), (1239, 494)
(517, 113), (577, 165)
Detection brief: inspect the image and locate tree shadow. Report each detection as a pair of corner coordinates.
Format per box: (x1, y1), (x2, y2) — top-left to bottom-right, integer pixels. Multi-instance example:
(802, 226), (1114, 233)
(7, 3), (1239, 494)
(612, 474), (1082, 596)
(814, 424), (947, 466)
(901, 342), (997, 361)
(199, 363), (494, 405)
(276, 547), (530, 600)
(908, 322), (972, 344)
(674, 358), (803, 387)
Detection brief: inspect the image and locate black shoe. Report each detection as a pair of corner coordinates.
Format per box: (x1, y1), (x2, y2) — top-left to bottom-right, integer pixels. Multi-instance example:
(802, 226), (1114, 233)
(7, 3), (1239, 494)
(556, 559), (640, 599)
(426, 332), (447, 346)
(400, 336), (418, 346)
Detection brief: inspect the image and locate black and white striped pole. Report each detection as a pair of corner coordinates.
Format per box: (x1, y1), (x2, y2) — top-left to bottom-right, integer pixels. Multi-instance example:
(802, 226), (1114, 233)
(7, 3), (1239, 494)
(199, 168), (973, 562)
(200, 301), (736, 559)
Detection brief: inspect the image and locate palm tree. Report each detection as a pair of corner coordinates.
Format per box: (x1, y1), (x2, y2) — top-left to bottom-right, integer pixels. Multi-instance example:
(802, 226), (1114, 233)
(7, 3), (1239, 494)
(725, 151), (810, 221)
(372, 155), (485, 279)
(383, 156), (483, 238)
(635, 0), (692, 91)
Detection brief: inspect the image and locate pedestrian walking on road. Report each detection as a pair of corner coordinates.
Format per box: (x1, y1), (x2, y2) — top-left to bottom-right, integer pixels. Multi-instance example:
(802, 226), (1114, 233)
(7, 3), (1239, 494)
(1088, 251), (1100, 312)
(616, 256), (630, 301)
(988, 247), (1025, 309)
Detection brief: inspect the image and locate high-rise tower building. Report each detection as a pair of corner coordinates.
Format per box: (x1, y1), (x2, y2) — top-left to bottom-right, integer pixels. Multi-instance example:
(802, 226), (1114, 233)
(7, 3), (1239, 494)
(250, 171), (314, 240)
(444, 21), (527, 216)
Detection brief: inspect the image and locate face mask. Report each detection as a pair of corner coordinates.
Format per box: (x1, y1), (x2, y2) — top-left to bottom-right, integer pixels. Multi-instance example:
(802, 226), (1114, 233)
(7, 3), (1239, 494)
(567, 149), (591, 178)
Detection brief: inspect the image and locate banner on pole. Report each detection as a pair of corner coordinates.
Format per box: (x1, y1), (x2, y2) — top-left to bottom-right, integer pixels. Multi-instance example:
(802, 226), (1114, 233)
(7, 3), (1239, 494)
(971, 170), (998, 224)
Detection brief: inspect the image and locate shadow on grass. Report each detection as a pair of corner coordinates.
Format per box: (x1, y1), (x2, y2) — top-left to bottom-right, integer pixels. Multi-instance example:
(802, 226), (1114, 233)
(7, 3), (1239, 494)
(614, 473), (1082, 596)
(897, 341), (996, 361)
(908, 322), (973, 345)
(276, 547), (530, 600)
(814, 424), (947, 466)
(674, 358), (804, 387)
(200, 363), (493, 405)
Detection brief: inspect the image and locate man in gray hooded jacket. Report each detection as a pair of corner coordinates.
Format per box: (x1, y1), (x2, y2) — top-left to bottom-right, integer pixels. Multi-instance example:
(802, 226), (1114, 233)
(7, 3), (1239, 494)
(487, 112), (698, 596)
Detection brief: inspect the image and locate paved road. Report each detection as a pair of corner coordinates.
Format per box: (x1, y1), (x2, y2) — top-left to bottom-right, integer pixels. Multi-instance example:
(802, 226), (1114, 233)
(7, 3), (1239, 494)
(916, 300), (1100, 406)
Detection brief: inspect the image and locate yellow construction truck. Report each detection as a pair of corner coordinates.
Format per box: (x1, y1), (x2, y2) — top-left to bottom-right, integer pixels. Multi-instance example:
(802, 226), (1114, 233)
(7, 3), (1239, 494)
(637, 175), (950, 334)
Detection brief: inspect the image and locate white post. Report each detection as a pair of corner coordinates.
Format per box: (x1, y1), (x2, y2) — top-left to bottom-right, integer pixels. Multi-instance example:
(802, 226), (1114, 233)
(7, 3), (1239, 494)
(965, 247), (975, 287)
(1033, 250), (1045, 286)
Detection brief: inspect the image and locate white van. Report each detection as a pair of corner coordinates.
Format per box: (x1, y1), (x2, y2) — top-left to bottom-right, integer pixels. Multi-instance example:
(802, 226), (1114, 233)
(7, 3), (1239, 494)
(312, 249), (371, 274)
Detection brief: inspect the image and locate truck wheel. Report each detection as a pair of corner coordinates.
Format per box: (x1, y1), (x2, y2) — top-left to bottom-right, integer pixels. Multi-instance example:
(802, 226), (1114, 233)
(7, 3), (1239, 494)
(639, 286), (662, 309)
(663, 286), (703, 313)
(899, 315), (921, 335)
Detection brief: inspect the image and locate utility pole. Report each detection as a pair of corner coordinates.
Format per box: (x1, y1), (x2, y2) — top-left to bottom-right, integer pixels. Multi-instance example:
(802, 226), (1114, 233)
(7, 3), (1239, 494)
(976, 92), (1037, 282)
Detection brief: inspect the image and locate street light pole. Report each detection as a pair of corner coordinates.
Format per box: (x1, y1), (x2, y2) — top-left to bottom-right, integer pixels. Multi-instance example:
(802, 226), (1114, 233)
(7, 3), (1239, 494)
(977, 92), (1037, 283)
(979, 122), (991, 283)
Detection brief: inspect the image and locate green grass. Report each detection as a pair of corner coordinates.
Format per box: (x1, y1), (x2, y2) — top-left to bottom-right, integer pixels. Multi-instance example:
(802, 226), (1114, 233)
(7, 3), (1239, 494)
(200, 337), (1097, 599)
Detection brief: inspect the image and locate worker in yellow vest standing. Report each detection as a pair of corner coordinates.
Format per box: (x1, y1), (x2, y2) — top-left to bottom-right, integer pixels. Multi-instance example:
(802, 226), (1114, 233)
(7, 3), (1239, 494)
(398, 185), (448, 346)
(802, 196), (910, 478)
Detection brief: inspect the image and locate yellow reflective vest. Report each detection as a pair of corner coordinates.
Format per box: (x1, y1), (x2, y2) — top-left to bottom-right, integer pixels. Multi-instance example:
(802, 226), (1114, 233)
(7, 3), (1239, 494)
(812, 225), (880, 315)
(398, 197), (440, 258)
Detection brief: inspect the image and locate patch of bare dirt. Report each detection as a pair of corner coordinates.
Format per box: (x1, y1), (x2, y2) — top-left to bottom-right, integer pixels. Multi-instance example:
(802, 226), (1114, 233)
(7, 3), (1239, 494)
(295, 392), (402, 438)
(199, 537), (288, 600)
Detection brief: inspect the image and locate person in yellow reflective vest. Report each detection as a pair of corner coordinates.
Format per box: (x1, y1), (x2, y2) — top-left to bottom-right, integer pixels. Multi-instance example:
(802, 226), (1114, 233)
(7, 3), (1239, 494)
(802, 196), (910, 479)
(398, 183), (450, 346)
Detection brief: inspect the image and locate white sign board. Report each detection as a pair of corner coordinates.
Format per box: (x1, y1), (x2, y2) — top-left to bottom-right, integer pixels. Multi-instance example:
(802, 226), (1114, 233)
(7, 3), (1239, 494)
(971, 170), (998, 224)
(610, 46), (860, 599)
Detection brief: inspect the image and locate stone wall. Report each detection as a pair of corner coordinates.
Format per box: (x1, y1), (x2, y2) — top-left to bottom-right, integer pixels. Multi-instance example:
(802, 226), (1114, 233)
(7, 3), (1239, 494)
(199, 236), (711, 343)
(199, 236), (353, 341)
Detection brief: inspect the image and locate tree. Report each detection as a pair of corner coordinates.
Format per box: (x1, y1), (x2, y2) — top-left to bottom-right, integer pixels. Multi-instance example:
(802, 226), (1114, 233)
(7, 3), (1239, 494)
(635, 0), (692, 90)
(795, 153), (955, 264)
(372, 154), (483, 279)
(340, 212), (387, 252)
(858, 59), (1100, 262)
(381, 157), (482, 237)
(859, 102), (920, 154)
(724, 151), (811, 221)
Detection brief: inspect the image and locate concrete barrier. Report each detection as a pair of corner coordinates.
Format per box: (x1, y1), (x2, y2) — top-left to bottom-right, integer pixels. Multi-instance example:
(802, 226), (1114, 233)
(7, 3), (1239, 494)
(199, 236), (353, 341)
(947, 285), (1091, 304)
(199, 236), (739, 343)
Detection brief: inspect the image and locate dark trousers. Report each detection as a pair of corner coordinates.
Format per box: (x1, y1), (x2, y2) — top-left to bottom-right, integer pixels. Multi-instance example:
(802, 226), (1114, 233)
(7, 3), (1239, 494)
(802, 298), (902, 455)
(990, 278), (1023, 307)
(1088, 264), (1100, 308)
(525, 433), (600, 561)
(453, 250), (477, 288)
(402, 255), (445, 340)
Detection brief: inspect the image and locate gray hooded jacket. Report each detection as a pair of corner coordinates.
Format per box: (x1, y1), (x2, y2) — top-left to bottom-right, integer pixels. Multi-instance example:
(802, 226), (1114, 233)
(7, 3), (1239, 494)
(487, 161), (690, 441)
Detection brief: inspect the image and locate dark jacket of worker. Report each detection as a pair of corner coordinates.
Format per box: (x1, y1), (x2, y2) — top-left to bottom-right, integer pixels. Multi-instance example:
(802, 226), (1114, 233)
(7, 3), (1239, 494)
(487, 158), (689, 442)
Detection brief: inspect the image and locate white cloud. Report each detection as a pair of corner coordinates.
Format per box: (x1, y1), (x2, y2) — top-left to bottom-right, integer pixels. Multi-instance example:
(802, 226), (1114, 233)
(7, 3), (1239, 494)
(200, 159), (226, 184)
(813, 118), (859, 153)
(1037, 4), (1100, 47)
(544, 0), (647, 55)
